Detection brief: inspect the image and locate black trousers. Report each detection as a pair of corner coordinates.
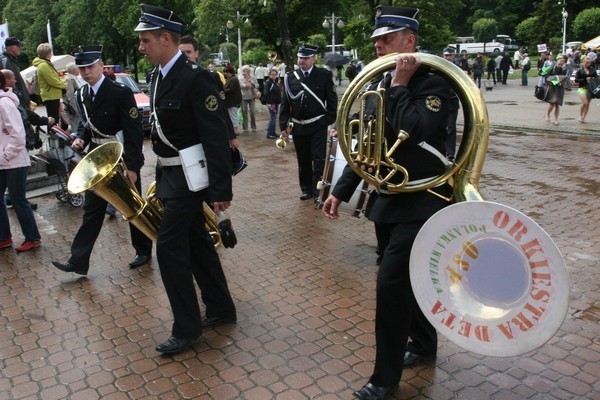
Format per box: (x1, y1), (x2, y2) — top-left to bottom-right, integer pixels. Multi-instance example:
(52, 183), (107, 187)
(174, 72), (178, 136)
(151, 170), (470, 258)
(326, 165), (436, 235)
(292, 124), (327, 197)
(370, 220), (438, 387)
(68, 174), (152, 271)
(156, 195), (235, 339)
(43, 99), (61, 122)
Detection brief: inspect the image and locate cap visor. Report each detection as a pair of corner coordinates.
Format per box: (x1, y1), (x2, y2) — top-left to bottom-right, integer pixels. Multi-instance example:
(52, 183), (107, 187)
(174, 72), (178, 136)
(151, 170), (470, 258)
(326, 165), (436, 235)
(135, 22), (162, 32)
(371, 26), (406, 39)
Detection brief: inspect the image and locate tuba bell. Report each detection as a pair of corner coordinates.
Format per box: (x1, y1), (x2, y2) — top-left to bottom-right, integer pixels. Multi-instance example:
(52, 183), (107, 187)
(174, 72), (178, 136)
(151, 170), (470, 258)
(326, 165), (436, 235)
(337, 53), (569, 357)
(68, 142), (222, 248)
(146, 181), (222, 249)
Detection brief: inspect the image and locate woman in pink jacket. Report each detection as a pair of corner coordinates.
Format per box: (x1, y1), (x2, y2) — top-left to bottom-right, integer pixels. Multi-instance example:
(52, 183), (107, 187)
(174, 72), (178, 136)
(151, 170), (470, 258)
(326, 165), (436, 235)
(0, 72), (41, 252)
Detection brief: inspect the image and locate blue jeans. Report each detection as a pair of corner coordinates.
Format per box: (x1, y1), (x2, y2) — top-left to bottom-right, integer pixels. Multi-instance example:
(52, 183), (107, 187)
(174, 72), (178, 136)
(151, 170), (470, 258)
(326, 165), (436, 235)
(267, 104), (279, 136)
(0, 167), (41, 242)
(521, 69), (528, 86)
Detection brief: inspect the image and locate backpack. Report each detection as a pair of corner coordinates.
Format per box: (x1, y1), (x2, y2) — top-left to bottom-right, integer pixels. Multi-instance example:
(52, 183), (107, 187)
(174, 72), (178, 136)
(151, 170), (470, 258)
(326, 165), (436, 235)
(588, 76), (600, 99)
(17, 105), (42, 150)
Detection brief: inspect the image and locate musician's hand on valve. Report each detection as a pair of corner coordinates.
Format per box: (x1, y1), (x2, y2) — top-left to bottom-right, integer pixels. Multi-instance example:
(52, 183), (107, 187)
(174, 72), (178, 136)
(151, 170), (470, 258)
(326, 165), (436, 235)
(126, 170), (138, 185)
(212, 201), (231, 215)
(322, 195), (341, 220)
(391, 54), (420, 87)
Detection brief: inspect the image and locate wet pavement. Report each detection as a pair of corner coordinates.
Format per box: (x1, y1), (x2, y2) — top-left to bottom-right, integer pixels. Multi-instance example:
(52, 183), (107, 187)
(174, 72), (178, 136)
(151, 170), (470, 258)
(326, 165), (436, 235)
(1, 82), (600, 399)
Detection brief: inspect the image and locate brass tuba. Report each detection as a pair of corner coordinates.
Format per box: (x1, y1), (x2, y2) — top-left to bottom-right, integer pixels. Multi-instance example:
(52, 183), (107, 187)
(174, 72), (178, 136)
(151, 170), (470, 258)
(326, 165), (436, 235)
(68, 142), (222, 248)
(146, 181), (222, 249)
(337, 53), (569, 357)
(337, 52), (487, 200)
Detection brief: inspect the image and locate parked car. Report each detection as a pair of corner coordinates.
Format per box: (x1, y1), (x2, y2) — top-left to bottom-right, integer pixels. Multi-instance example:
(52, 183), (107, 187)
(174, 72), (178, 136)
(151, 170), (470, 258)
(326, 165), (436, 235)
(103, 66), (151, 135)
(114, 73), (151, 135)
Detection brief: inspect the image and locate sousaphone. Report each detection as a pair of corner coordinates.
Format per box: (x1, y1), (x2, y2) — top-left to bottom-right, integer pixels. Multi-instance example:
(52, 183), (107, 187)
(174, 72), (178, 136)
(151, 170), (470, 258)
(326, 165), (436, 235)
(336, 53), (569, 357)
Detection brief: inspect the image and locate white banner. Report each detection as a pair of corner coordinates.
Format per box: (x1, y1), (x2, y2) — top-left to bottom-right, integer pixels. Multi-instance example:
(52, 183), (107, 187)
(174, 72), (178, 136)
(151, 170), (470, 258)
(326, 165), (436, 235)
(537, 43), (548, 53)
(0, 23), (9, 52)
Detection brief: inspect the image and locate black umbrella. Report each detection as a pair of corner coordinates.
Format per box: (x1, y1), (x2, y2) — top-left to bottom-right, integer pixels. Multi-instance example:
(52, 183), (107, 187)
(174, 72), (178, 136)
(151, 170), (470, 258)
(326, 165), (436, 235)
(323, 53), (349, 68)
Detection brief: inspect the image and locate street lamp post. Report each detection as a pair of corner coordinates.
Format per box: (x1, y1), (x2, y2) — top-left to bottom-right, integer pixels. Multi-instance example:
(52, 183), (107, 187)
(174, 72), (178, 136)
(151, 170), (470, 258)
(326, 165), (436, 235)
(322, 13), (344, 54)
(560, 0), (568, 55)
(227, 11), (250, 73)
(562, 10), (568, 55)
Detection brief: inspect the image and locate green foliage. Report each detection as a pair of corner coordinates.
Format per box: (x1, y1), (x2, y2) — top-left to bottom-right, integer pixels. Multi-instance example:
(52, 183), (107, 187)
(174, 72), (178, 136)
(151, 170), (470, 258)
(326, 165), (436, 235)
(572, 7), (600, 42)
(515, 17), (538, 50)
(472, 18), (498, 42)
(307, 34), (327, 55)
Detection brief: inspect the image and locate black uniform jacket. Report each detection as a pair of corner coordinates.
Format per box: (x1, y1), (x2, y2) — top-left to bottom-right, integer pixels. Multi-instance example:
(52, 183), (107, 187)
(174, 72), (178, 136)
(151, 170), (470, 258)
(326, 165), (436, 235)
(332, 69), (452, 223)
(279, 66), (337, 134)
(150, 53), (232, 201)
(75, 77), (144, 171)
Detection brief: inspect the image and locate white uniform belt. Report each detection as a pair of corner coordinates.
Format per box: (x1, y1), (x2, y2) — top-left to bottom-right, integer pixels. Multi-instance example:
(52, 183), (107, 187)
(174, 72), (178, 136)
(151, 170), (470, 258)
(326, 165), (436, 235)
(291, 114), (324, 125)
(377, 177), (443, 195)
(92, 137), (116, 145)
(157, 156), (182, 167)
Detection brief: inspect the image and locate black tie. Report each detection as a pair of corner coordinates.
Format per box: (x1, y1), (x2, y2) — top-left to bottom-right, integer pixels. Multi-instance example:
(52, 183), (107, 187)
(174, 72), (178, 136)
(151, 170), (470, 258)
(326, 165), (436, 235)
(89, 87), (95, 102)
(304, 71), (309, 78)
(155, 71), (163, 90)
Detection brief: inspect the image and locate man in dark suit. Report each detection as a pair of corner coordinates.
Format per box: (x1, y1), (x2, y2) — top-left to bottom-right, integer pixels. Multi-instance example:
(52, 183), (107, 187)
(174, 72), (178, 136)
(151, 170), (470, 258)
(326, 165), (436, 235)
(322, 6), (452, 400)
(52, 45), (151, 274)
(135, 4), (236, 354)
(279, 44), (337, 201)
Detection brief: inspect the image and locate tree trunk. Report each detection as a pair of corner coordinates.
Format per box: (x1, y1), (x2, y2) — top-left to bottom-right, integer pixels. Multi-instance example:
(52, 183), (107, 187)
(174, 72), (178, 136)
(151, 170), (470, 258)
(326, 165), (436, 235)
(274, 0), (293, 73)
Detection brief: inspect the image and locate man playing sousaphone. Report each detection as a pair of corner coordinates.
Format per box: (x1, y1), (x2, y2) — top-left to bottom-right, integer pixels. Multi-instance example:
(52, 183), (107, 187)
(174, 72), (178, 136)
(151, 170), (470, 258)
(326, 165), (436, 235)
(52, 45), (152, 275)
(322, 6), (452, 399)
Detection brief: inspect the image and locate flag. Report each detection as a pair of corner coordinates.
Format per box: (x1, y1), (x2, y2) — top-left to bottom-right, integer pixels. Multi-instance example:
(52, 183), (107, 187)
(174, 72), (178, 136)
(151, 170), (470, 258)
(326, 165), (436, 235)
(46, 20), (52, 50)
(0, 22), (9, 52)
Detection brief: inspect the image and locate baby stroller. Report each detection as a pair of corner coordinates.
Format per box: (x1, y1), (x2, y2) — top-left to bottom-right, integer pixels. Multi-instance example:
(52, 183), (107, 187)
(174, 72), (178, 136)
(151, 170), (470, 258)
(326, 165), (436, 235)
(32, 125), (84, 207)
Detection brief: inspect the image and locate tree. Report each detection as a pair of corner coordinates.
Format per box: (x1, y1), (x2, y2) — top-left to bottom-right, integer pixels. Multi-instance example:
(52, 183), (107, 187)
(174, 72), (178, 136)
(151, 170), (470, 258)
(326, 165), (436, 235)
(572, 7), (600, 42)
(472, 18), (498, 42)
(515, 17), (538, 51)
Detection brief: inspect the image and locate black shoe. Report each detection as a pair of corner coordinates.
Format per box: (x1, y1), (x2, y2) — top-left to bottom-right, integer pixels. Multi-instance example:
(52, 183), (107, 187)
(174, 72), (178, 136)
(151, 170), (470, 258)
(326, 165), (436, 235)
(29, 202), (38, 211)
(52, 260), (88, 275)
(129, 254), (150, 269)
(353, 382), (399, 400)
(267, 134), (278, 139)
(299, 192), (312, 201)
(201, 314), (237, 328)
(106, 208), (116, 218)
(155, 335), (198, 354)
(403, 350), (436, 367)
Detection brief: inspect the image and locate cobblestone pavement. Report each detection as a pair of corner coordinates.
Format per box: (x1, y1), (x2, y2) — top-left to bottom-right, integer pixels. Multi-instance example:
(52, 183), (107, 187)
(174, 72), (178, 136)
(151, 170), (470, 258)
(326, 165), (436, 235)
(1, 83), (600, 399)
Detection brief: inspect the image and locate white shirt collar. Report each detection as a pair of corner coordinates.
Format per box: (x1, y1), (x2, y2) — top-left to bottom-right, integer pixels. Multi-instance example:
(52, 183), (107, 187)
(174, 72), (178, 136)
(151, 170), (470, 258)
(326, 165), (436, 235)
(89, 75), (106, 95)
(160, 51), (183, 78)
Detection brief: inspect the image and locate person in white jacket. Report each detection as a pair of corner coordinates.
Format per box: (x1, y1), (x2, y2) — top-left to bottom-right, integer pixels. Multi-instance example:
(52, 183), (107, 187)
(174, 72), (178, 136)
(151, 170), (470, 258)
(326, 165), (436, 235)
(0, 71), (41, 252)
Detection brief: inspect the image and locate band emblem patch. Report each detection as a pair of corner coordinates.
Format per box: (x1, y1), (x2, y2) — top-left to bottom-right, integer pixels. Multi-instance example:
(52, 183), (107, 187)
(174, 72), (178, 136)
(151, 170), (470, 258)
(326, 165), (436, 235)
(205, 95), (219, 111)
(129, 107), (139, 118)
(425, 96), (442, 112)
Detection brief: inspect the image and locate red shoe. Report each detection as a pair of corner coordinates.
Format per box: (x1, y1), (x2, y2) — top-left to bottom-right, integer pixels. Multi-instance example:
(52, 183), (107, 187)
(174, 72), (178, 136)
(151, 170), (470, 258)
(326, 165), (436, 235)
(0, 238), (13, 249)
(16, 240), (41, 252)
